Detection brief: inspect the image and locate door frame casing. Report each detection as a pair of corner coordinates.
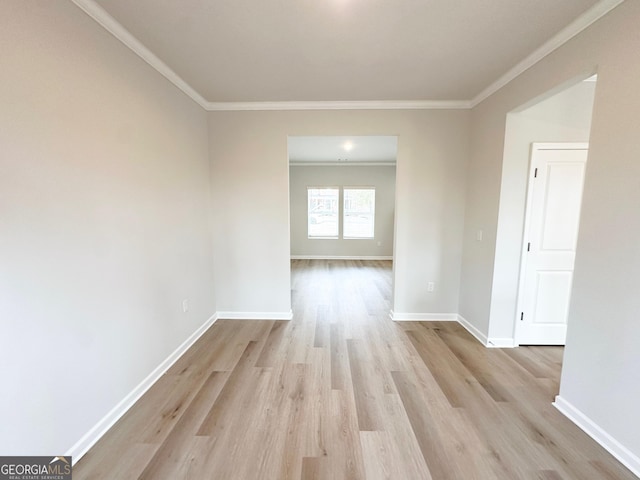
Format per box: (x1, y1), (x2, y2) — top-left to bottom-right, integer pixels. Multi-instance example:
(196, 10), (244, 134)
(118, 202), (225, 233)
(514, 142), (589, 346)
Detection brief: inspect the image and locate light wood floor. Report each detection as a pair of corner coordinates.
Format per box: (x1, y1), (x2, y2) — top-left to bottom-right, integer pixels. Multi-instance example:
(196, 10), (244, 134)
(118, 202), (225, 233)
(75, 260), (636, 479)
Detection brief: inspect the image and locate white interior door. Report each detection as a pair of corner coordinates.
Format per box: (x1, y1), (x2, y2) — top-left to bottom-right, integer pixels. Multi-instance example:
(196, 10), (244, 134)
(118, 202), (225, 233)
(516, 143), (588, 345)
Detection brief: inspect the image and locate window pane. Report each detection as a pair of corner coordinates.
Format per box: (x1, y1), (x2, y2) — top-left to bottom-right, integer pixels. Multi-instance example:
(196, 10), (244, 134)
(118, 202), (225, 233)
(344, 188), (375, 238)
(308, 188), (339, 237)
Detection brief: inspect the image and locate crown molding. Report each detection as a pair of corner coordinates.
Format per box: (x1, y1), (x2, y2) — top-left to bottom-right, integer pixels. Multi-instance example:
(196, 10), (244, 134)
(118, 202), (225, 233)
(205, 100), (471, 111)
(72, 0), (468, 111)
(73, 0), (620, 112)
(470, 0), (624, 108)
(289, 161), (396, 167)
(70, 0), (208, 109)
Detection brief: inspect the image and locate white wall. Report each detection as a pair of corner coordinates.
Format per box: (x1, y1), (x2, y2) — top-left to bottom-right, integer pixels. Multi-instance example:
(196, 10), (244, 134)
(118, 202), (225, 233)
(209, 109), (469, 317)
(0, 1), (214, 455)
(459, 0), (640, 467)
(289, 165), (396, 258)
(487, 81), (595, 343)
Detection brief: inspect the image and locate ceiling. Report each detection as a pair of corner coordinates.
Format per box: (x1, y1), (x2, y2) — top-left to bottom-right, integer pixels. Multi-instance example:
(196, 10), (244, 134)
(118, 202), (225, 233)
(88, 0), (605, 105)
(288, 136), (398, 164)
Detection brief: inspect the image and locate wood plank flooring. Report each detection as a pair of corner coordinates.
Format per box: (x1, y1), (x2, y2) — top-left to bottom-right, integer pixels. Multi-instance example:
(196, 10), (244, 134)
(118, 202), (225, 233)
(74, 259), (636, 479)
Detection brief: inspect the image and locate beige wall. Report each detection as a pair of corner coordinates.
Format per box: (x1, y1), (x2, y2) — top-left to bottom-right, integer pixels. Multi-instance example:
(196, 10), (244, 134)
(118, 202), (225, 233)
(0, 1), (214, 455)
(459, 0), (640, 462)
(5, 0), (638, 468)
(209, 109), (469, 316)
(289, 165), (396, 258)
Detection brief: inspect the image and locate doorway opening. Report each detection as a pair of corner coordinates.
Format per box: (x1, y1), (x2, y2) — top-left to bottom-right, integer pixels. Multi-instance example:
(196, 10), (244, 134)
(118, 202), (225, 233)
(488, 74), (597, 347)
(287, 136), (398, 261)
(287, 136), (398, 314)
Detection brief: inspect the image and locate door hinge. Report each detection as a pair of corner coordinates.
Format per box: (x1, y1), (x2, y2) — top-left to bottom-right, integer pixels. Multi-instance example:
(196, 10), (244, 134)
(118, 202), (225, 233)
(527, 242), (531, 252)
(534, 168), (538, 178)
(520, 312), (524, 321)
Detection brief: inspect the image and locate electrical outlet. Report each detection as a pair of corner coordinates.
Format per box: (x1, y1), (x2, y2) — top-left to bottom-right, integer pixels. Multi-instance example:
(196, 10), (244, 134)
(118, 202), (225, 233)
(427, 282), (435, 292)
(377, 241), (382, 247)
(182, 299), (189, 313)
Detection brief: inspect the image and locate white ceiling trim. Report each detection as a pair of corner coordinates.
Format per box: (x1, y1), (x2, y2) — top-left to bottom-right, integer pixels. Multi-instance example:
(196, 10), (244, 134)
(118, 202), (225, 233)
(290, 162), (396, 167)
(72, 0), (620, 112)
(205, 100), (471, 111)
(70, 0), (209, 109)
(470, 0), (624, 108)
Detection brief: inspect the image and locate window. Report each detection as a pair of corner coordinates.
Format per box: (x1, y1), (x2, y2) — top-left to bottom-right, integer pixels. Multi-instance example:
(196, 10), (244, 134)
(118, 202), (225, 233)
(344, 188), (375, 238)
(308, 187), (376, 239)
(308, 187), (339, 238)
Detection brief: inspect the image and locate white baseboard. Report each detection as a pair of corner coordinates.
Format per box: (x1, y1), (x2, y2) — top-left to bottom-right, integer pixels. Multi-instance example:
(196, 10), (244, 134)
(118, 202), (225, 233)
(66, 313), (218, 464)
(290, 255), (393, 260)
(553, 396), (640, 478)
(456, 315), (516, 348)
(390, 311), (458, 321)
(457, 314), (489, 346)
(389, 312), (516, 348)
(216, 310), (293, 320)
(486, 337), (517, 348)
